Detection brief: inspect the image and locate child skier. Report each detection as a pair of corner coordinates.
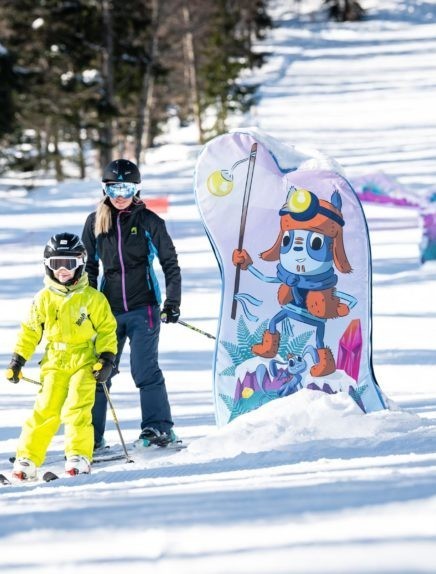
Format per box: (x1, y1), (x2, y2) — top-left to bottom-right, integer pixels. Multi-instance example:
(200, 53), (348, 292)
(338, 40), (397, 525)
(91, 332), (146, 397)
(5, 232), (117, 480)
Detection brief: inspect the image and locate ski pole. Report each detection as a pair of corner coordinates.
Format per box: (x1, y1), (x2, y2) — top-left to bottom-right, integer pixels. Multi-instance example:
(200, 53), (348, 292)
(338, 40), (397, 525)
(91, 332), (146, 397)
(5, 370), (42, 386)
(22, 375), (42, 386)
(99, 380), (134, 463)
(231, 142), (258, 320)
(178, 319), (216, 340)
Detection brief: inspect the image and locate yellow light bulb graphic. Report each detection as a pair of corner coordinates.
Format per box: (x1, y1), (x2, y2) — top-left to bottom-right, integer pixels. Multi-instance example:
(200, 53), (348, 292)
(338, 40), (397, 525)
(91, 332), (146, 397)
(207, 169), (234, 197)
(288, 188), (311, 212)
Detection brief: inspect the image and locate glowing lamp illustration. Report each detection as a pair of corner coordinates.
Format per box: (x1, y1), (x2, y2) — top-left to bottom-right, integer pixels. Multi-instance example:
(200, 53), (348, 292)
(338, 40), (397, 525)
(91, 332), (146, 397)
(206, 157), (251, 197)
(288, 188), (312, 212)
(207, 169), (234, 197)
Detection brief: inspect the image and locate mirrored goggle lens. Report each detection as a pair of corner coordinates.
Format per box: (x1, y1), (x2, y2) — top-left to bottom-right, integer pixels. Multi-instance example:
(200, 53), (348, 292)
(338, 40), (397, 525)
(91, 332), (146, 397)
(45, 257), (82, 271)
(104, 182), (138, 199)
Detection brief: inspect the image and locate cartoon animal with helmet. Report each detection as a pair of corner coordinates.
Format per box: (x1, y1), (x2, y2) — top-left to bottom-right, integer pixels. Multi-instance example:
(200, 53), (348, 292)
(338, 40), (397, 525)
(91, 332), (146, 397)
(232, 187), (352, 378)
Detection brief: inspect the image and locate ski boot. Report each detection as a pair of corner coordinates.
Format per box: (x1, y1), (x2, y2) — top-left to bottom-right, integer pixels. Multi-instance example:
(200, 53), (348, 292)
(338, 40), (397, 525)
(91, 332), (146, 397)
(134, 427), (180, 449)
(93, 437), (106, 453)
(12, 457), (37, 481)
(65, 455), (91, 476)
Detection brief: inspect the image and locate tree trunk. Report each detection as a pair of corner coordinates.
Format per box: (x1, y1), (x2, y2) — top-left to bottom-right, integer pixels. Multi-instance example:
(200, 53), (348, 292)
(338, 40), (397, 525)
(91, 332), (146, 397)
(77, 126), (86, 180)
(100, 0), (115, 169)
(52, 128), (64, 182)
(182, 0), (204, 144)
(135, 0), (159, 164)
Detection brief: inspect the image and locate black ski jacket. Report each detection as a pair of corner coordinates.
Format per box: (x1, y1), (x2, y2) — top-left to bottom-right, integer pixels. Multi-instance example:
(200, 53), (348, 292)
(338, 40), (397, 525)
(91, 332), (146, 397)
(82, 201), (181, 315)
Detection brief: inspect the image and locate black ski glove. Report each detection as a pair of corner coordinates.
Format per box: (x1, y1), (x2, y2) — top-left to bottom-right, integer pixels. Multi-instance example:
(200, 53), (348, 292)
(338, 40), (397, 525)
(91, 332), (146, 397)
(160, 304), (180, 324)
(6, 353), (26, 384)
(93, 352), (115, 384)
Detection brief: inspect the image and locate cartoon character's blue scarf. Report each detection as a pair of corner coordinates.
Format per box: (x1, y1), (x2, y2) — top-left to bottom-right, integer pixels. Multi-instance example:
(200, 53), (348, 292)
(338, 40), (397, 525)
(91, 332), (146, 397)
(276, 264), (338, 306)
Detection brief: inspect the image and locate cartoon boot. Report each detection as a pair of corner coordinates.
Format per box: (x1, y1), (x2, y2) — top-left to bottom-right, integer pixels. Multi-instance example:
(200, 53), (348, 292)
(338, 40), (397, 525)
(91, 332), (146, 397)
(310, 347), (336, 377)
(252, 330), (280, 358)
(306, 289), (349, 319)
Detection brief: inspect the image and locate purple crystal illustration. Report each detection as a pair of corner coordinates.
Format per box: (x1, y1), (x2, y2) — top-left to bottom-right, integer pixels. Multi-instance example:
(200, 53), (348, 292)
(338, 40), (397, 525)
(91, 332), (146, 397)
(336, 319), (362, 381)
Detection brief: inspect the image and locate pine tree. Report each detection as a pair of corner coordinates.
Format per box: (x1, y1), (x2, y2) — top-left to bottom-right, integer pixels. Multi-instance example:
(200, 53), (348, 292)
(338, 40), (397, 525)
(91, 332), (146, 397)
(0, 0), (273, 174)
(197, 0), (270, 138)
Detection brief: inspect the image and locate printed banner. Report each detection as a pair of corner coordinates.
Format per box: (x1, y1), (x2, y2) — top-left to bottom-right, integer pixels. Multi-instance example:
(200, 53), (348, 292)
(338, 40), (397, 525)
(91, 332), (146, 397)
(195, 129), (387, 426)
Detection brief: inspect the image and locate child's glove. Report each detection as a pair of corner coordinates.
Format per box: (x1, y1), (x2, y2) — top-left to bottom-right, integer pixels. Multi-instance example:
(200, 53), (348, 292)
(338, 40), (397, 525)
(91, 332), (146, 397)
(92, 352), (115, 384)
(6, 353), (26, 384)
(160, 304), (180, 324)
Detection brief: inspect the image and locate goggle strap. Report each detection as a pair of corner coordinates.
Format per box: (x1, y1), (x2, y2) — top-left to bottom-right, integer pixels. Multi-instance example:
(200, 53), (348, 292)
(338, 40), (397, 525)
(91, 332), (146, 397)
(279, 204), (344, 227)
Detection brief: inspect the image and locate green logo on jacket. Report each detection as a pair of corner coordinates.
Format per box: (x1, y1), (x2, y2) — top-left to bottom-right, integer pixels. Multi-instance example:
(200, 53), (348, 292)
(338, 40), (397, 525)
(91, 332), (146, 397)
(76, 312), (87, 326)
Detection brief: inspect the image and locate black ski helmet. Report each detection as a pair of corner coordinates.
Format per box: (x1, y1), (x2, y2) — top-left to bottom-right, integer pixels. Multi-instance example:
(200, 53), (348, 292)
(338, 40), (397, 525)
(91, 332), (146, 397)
(102, 159), (141, 184)
(44, 232), (87, 286)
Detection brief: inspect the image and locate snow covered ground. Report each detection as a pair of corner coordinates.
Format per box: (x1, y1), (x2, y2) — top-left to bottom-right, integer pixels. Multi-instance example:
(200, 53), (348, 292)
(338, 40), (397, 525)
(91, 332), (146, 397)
(1, 1), (436, 572)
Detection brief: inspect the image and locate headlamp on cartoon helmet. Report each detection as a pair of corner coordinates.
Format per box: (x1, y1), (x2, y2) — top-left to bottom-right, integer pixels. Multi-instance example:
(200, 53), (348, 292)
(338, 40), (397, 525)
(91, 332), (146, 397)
(279, 188), (344, 227)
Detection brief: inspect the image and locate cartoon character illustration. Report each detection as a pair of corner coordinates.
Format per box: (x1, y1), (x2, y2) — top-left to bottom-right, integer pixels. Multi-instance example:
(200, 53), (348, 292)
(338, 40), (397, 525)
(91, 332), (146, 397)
(232, 187), (352, 377)
(255, 344), (320, 398)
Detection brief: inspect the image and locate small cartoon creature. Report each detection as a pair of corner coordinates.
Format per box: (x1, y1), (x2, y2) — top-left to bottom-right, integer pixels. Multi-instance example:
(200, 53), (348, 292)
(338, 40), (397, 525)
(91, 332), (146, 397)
(232, 187), (352, 377)
(269, 352), (307, 397)
(255, 344), (319, 397)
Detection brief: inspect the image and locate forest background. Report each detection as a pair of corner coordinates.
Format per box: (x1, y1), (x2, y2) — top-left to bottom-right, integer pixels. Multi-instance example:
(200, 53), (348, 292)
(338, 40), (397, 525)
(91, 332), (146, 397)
(0, 0), (362, 180)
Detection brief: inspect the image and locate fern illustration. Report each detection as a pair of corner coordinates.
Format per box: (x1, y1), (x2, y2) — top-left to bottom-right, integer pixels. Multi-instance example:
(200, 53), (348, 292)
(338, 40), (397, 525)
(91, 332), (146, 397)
(220, 364), (237, 377)
(252, 319), (269, 345)
(219, 316), (313, 376)
(355, 384), (368, 396)
(219, 317), (269, 376)
(220, 392), (272, 421)
(219, 393), (234, 413)
(236, 315), (252, 349)
(278, 330), (312, 361)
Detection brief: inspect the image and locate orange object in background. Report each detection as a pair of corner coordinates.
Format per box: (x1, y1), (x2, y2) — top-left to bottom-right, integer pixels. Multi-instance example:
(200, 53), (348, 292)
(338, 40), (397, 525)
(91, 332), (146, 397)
(145, 197), (169, 213)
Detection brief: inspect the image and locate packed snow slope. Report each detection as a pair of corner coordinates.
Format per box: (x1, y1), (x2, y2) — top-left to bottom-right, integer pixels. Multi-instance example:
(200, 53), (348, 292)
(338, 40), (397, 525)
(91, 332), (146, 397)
(0, 1), (435, 572)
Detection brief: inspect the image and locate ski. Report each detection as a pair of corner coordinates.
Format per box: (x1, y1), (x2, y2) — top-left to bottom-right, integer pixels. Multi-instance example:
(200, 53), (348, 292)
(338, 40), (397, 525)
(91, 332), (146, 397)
(3, 441), (186, 484)
(90, 440), (186, 464)
(132, 440), (187, 452)
(9, 446), (125, 468)
(42, 471), (92, 482)
(43, 471), (59, 482)
(92, 452), (132, 464)
(0, 473), (11, 485)
(0, 472), (41, 486)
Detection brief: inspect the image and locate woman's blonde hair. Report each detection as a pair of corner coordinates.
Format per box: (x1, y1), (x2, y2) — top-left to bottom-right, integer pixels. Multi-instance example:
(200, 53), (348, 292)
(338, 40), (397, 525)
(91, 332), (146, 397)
(94, 197), (143, 236)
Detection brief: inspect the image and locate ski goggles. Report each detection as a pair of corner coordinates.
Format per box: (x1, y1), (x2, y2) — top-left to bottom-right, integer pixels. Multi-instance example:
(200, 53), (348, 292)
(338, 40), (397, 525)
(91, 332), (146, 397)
(44, 257), (84, 271)
(103, 181), (140, 199)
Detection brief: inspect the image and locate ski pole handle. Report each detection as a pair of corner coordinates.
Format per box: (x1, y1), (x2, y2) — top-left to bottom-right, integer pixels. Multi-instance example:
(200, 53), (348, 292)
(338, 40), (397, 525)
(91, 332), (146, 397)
(178, 319), (216, 340)
(5, 368), (22, 383)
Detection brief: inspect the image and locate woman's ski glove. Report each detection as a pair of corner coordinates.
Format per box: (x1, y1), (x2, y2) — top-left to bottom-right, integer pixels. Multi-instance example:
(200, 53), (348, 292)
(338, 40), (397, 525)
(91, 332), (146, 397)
(6, 353), (26, 384)
(92, 352), (116, 384)
(160, 304), (180, 323)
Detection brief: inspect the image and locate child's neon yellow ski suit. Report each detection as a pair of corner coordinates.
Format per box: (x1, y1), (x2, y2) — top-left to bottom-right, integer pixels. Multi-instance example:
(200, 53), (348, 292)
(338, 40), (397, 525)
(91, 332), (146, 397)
(14, 273), (117, 465)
